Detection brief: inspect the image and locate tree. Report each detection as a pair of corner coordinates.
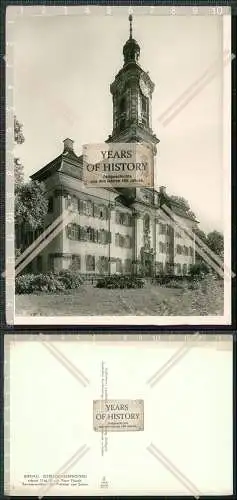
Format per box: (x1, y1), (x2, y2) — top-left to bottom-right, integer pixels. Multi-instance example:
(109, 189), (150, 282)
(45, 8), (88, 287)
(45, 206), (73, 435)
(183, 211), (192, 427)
(169, 195), (196, 220)
(206, 230), (224, 257)
(15, 181), (48, 230)
(14, 115), (25, 144)
(194, 227), (224, 267)
(14, 116), (25, 186)
(14, 117), (48, 254)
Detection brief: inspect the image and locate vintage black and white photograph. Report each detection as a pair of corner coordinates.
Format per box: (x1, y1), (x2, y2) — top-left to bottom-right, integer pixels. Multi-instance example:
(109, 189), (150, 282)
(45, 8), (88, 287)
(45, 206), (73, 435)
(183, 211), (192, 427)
(4, 332), (233, 495)
(6, 5), (232, 325)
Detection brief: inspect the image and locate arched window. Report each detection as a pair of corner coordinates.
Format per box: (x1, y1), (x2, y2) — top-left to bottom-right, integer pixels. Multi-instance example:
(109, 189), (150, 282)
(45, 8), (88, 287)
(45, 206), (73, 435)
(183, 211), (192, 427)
(119, 96), (126, 113)
(141, 95), (148, 113)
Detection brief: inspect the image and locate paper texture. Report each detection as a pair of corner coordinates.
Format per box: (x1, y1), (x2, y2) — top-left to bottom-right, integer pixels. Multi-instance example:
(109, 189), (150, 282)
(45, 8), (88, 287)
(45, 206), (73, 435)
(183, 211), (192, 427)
(5, 334), (233, 496)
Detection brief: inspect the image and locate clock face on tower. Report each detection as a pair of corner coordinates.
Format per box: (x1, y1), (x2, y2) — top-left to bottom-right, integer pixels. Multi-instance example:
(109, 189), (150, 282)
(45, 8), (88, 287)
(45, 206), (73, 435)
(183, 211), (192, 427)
(139, 76), (150, 98)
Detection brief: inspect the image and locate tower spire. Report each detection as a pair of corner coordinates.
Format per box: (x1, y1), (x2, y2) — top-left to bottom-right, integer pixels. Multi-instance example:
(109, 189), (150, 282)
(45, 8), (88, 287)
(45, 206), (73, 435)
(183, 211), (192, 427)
(129, 14), (133, 39)
(123, 14), (140, 65)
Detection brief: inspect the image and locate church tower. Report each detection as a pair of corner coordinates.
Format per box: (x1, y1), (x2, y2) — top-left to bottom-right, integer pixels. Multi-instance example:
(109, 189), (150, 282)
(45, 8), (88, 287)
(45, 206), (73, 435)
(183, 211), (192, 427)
(107, 15), (159, 156)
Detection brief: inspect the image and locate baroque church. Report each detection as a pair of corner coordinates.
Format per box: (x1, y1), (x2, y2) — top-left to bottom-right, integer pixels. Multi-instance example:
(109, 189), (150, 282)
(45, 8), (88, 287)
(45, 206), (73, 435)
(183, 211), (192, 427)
(30, 16), (197, 277)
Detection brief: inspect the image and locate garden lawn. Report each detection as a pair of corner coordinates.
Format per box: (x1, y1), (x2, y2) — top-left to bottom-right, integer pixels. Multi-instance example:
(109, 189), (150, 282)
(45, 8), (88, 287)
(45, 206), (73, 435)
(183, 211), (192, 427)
(15, 279), (224, 317)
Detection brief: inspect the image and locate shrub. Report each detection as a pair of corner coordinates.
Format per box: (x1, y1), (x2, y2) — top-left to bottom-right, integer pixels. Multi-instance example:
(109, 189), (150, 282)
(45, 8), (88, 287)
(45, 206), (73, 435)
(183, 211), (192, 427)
(96, 275), (145, 289)
(15, 270), (83, 294)
(189, 262), (210, 278)
(56, 269), (84, 289)
(15, 274), (36, 294)
(26, 273), (65, 293)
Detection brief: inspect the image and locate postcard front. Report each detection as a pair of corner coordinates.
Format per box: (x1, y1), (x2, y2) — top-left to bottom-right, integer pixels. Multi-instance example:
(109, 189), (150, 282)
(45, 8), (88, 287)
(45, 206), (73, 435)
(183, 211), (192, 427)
(5, 5), (232, 325)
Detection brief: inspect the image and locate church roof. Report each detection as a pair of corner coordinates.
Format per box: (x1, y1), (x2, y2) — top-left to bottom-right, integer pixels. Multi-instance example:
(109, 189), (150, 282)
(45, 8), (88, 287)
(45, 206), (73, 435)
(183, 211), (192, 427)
(30, 138), (118, 195)
(31, 139), (83, 183)
(161, 195), (198, 223)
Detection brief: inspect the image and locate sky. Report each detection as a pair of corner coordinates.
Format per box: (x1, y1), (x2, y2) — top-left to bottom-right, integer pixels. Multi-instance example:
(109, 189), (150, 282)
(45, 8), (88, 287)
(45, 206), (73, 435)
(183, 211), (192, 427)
(10, 6), (228, 232)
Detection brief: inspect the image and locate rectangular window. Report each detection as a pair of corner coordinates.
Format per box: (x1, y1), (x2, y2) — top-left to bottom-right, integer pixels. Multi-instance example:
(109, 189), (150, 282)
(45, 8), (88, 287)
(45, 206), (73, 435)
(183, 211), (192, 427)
(99, 205), (108, 220)
(189, 246), (194, 256)
(176, 244), (183, 255)
(165, 263), (173, 274)
(86, 227), (94, 242)
(71, 254), (81, 271)
(94, 230), (99, 243)
(65, 195), (78, 212)
(101, 230), (107, 245)
(65, 196), (70, 209)
(115, 233), (120, 246)
(98, 256), (109, 273)
(87, 201), (93, 216)
(98, 229), (109, 245)
(116, 259), (122, 273)
(71, 196), (78, 212)
(127, 214), (132, 226)
(79, 200), (88, 215)
(93, 204), (100, 218)
(119, 235), (125, 247)
(124, 259), (132, 273)
(176, 263), (182, 274)
(183, 263), (188, 275)
(124, 235), (132, 248)
(115, 211), (120, 224)
(115, 211), (132, 226)
(159, 242), (165, 253)
(183, 246), (189, 256)
(79, 227), (87, 241)
(157, 262), (164, 273)
(66, 223), (79, 240)
(86, 255), (95, 271)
